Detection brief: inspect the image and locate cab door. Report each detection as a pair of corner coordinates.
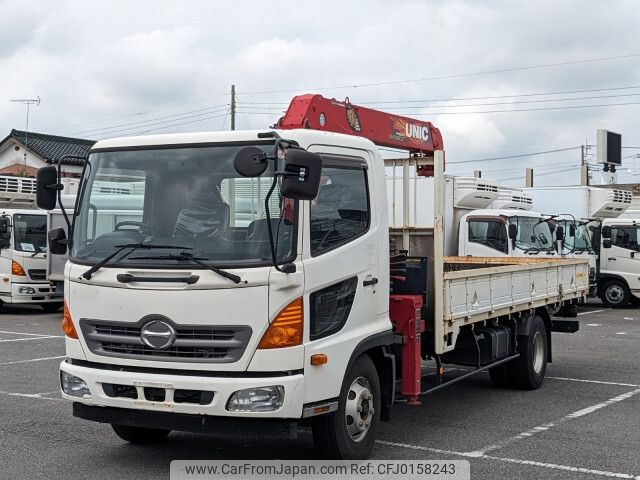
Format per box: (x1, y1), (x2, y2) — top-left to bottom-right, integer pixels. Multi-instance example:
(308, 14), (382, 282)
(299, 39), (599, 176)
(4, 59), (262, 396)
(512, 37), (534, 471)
(603, 224), (640, 282)
(301, 150), (382, 404)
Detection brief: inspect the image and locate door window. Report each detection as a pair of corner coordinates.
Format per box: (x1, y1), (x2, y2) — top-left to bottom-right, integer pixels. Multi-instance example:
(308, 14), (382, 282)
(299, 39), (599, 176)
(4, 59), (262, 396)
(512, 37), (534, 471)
(468, 219), (508, 254)
(310, 164), (369, 256)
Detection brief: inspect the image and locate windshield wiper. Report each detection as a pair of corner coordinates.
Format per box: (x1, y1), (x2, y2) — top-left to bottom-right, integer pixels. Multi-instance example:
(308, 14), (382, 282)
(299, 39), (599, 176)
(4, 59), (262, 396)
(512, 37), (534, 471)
(80, 243), (191, 280)
(129, 251), (243, 284)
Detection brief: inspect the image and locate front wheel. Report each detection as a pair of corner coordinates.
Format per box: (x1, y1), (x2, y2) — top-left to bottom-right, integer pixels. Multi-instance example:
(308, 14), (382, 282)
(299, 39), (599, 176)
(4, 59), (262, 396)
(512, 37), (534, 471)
(600, 280), (630, 308)
(512, 315), (547, 390)
(312, 355), (380, 459)
(111, 424), (171, 444)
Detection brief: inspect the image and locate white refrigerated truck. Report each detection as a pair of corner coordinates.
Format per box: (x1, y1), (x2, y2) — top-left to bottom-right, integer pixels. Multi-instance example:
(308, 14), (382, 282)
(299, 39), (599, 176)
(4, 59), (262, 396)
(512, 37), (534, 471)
(525, 186), (634, 307)
(36, 98), (588, 459)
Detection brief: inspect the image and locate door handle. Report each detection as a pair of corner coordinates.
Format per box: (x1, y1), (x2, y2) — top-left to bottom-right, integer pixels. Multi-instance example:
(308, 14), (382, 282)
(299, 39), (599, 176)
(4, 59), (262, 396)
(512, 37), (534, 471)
(609, 258), (616, 261)
(363, 277), (378, 287)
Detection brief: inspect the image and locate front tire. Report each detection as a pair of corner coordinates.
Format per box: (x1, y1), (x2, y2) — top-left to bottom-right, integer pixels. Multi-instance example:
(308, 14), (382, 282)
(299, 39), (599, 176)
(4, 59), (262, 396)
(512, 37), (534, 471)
(111, 424), (171, 444)
(600, 280), (630, 308)
(312, 355), (380, 459)
(512, 315), (547, 390)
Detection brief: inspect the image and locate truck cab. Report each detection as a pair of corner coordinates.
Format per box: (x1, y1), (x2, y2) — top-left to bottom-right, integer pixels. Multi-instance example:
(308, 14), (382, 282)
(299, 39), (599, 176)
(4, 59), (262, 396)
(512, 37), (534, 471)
(0, 209), (61, 311)
(459, 209), (557, 258)
(598, 218), (640, 307)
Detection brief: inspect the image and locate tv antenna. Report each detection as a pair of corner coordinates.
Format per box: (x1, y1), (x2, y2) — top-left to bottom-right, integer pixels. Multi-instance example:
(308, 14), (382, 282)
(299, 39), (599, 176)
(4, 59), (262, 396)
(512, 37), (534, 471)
(10, 96), (41, 167)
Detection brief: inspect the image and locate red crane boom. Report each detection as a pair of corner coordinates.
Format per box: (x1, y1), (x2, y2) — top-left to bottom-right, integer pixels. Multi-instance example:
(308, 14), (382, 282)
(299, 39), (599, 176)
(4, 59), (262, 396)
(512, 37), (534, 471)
(276, 94), (443, 176)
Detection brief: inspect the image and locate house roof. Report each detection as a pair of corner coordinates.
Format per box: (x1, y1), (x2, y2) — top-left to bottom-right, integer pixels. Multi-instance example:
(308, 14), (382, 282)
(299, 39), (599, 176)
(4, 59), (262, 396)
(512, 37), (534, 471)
(1, 129), (95, 165)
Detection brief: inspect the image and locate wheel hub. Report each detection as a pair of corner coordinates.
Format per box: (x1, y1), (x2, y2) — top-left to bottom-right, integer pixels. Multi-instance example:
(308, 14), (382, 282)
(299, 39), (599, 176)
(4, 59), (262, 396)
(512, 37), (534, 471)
(606, 285), (624, 304)
(532, 330), (545, 374)
(344, 376), (374, 443)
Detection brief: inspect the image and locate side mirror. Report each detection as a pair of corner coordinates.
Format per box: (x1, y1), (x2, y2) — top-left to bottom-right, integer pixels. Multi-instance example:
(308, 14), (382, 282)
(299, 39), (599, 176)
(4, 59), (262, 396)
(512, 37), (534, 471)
(36, 166), (61, 210)
(233, 147), (268, 177)
(569, 224), (576, 237)
(280, 149), (322, 200)
(0, 217), (9, 235)
(556, 225), (564, 240)
(601, 226), (612, 239)
(602, 239), (612, 249)
(47, 228), (68, 255)
(508, 223), (517, 240)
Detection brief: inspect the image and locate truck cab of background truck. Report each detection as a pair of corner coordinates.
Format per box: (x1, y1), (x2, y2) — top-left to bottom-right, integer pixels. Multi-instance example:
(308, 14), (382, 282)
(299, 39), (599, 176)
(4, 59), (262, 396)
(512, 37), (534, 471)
(0, 208), (61, 311)
(459, 209), (558, 258)
(37, 129), (394, 459)
(597, 217), (640, 307)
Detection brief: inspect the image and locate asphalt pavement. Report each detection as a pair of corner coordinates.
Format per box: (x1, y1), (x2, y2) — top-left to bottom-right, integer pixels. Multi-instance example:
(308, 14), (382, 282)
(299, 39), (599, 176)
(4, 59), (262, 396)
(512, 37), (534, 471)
(0, 301), (639, 479)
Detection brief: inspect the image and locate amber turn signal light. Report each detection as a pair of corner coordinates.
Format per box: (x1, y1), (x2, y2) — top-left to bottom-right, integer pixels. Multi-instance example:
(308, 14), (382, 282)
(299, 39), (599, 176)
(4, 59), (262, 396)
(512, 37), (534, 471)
(11, 260), (26, 276)
(258, 297), (303, 349)
(61, 301), (78, 339)
(310, 354), (328, 365)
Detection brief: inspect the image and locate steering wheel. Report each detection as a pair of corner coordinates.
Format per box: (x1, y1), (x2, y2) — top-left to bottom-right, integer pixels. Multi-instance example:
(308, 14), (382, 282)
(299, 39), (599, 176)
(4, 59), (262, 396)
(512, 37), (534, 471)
(114, 221), (155, 235)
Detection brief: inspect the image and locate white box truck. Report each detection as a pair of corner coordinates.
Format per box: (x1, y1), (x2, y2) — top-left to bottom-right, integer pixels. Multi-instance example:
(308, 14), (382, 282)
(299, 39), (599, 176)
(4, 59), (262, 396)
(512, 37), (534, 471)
(35, 96), (589, 459)
(525, 186), (635, 307)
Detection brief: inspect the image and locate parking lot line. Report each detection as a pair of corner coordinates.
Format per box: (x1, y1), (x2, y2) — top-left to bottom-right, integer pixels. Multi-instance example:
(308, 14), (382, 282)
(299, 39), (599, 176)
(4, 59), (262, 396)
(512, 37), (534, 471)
(578, 309), (605, 316)
(376, 440), (637, 479)
(547, 376), (639, 387)
(0, 355), (65, 366)
(0, 336), (63, 343)
(466, 387), (640, 457)
(0, 390), (65, 402)
(0, 330), (59, 337)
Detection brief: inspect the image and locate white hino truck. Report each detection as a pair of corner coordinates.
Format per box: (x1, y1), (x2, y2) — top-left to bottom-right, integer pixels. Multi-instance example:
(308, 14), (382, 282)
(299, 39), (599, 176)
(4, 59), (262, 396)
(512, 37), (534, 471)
(0, 175), (61, 311)
(526, 186), (634, 307)
(36, 95), (589, 459)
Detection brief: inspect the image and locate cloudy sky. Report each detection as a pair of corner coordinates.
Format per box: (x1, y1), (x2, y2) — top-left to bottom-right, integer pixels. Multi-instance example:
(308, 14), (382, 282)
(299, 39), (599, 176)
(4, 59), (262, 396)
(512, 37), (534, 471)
(1, 0), (639, 186)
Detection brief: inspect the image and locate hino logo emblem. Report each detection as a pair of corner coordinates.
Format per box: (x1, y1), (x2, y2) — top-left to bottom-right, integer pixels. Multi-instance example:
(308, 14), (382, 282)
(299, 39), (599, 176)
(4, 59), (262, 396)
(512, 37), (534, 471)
(140, 320), (177, 350)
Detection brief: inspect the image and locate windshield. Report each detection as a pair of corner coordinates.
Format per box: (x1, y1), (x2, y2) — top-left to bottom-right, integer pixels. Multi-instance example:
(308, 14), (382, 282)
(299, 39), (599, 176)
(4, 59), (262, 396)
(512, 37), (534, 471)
(510, 216), (553, 252)
(13, 214), (47, 253)
(560, 220), (592, 251)
(72, 144), (297, 268)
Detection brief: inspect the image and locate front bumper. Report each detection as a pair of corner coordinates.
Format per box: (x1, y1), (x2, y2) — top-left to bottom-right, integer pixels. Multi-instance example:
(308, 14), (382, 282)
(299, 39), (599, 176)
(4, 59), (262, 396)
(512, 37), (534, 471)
(60, 360), (305, 419)
(73, 403), (298, 438)
(0, 282), (62, 304)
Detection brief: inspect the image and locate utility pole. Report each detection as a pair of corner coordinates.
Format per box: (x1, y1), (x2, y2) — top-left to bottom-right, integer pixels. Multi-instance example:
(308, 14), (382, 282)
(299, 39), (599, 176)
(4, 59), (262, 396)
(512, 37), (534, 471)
(10, 96), (40, 167)
(230, 85), (236, 131)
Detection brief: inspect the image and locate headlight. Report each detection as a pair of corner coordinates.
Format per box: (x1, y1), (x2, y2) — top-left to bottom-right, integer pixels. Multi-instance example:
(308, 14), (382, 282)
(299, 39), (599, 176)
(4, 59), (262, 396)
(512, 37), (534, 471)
(18, 286), (35, 295)
(60, 371), (91, 399)
(226, 386), (284, 412)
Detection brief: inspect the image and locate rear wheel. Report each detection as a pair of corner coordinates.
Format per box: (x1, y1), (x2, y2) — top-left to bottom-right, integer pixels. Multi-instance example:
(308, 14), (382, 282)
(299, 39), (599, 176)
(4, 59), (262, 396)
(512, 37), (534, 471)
(40, 302), (63, 313)
(111, 424), (171, 444)
(312, 355), (380, 459)
(600, 280), (630, 308)
(512, 315), (547, 390)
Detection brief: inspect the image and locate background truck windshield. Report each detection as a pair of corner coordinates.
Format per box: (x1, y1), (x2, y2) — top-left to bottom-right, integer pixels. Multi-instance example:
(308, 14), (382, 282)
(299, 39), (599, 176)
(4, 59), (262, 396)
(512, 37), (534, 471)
(510, 216), (553, 252)
(560, 221), (592, 252)
(13, 214), (47, 253)
(72, 144), (296, 268)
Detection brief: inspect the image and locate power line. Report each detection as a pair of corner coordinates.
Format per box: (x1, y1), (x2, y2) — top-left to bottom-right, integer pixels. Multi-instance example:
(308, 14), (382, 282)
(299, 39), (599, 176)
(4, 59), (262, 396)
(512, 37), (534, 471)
(129, 112), (229, 136)
(240, 84), (640, 106)
(448, 147), (580, 164)
(51, 92), (230, 132)
(73, 105), (229, 137)
(241, 52), (640, 94)
(403, 100), (640, 116)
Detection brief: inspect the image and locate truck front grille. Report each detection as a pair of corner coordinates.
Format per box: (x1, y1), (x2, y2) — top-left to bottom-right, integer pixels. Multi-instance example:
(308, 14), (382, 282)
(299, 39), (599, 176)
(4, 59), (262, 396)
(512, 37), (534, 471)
(28, 269), (46, 281)
(80, 320), (251, 363)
